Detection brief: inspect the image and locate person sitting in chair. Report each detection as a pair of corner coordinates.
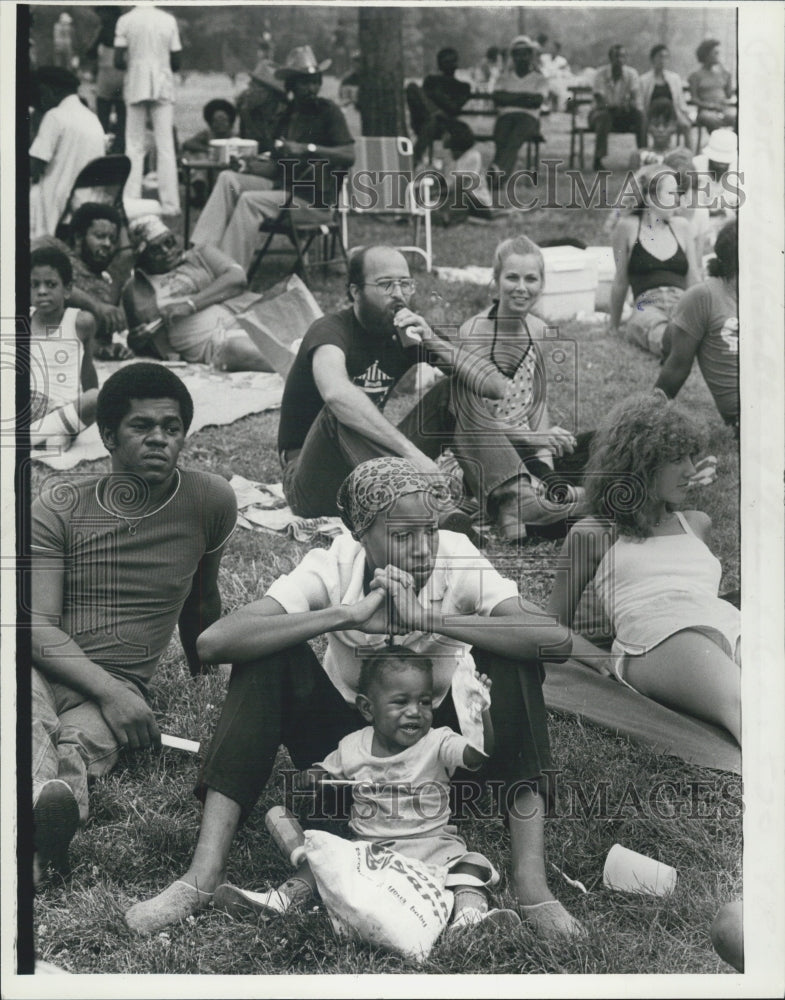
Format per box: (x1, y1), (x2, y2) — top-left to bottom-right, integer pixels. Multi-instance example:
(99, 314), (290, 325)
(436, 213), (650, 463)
(181, 99), (238, 208)
(688, 39), (737, 134)
(589, 44), (645, 171)
(191, 45), (354, 273)
(487, 36), (549, 187)
(182, 98), (237, 157)
(405, 47), (472, 165)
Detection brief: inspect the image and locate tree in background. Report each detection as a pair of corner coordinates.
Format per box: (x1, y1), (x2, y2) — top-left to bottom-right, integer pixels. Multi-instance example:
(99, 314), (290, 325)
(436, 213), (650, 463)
(357, 8), (406, 137)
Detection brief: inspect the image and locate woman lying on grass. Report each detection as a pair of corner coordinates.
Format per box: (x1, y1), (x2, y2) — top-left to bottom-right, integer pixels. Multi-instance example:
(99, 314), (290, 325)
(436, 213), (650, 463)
(125, 457), (582, 940)
(547, 391), (740, 744)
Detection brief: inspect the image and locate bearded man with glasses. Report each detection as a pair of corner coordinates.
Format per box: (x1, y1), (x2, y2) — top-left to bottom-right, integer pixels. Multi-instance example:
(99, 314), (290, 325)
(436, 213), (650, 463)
(277, 244), (533, 537)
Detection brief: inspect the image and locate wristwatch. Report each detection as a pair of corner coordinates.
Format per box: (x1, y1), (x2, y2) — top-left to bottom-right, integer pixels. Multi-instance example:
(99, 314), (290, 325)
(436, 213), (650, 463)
(307, 143), (317, 154)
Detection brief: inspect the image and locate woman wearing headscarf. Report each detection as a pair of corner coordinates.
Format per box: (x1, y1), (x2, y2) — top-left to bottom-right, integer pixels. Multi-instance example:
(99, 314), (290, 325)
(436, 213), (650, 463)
(126, 457), (583, 941)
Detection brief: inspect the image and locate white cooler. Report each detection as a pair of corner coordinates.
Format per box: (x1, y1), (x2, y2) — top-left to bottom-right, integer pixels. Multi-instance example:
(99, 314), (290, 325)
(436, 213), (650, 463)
(585, 246), (616, 312)
(538, 246), (598, 321)
(209, 138), (259, 163)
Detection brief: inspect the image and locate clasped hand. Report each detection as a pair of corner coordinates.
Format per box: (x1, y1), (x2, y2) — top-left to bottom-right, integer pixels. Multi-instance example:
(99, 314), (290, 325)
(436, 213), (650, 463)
(344, 567), (430, 635)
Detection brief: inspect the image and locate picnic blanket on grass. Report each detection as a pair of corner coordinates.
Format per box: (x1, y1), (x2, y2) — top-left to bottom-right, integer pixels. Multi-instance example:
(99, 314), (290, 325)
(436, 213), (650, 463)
(31, 361), (285, 470)
(543, 658), (741, 775)
(231, 475), (345, 543)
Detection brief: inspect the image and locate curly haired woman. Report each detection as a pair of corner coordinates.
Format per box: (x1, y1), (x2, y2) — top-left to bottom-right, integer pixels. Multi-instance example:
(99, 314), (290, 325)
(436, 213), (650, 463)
(547, 391), (740, 744)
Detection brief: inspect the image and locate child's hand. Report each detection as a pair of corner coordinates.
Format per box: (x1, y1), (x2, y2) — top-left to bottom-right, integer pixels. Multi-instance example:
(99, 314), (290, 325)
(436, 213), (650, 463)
(470, 671), (492, 711)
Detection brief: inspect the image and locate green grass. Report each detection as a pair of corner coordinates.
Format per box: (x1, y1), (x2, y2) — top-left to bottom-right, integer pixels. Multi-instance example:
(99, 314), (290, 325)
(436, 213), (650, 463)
(30, 79), (740, 976)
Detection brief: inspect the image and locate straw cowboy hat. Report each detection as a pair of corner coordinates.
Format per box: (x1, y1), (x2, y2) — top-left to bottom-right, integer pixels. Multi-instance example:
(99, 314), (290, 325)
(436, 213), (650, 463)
(275, 45), (331, 81)
(702, 128), (738, 168)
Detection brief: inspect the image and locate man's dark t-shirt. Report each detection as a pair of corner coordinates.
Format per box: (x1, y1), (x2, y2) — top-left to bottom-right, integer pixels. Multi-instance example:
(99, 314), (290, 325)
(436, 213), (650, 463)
(274, 97), (353, 207)
(277, 306), (419, 454)
(422, 74), (471, 117)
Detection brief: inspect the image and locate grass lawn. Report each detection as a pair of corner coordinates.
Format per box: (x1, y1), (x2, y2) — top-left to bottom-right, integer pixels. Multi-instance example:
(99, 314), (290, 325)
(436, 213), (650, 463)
(30, 76), (740, 977)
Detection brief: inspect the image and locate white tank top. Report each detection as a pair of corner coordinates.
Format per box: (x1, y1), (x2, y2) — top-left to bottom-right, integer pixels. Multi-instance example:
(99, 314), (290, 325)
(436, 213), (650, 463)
(30, 307), (83, 410)
(594, 512), (740, 656)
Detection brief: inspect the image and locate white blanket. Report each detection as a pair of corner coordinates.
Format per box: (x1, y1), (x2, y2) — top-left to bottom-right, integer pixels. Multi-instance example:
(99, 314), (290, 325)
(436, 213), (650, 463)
(230, 475), (345, 543)
(31, 361), (284, 470)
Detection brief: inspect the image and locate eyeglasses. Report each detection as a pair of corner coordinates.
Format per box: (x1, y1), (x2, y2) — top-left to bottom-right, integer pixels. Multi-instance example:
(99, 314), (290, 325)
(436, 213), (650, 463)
(361, 278), (416, 296)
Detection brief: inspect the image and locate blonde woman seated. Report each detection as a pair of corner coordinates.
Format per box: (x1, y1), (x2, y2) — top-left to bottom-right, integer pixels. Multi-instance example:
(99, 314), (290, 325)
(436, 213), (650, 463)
(609, 164), (698, 357)
(547, 392), (740, 745)
(456, 235), (592, 542)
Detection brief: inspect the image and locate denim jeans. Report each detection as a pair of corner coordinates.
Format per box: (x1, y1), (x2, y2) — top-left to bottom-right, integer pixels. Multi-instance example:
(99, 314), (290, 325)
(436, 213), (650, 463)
(282, 376), (528, 518)
(626, 285), (685, 357)
(32, 667), (145, 822)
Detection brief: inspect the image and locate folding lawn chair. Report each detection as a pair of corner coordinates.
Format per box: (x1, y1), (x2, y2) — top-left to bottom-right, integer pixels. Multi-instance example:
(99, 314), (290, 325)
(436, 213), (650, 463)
(339, 136), (437, 272)
(246, 188), (348, 289)
(54, 154), (131, 242)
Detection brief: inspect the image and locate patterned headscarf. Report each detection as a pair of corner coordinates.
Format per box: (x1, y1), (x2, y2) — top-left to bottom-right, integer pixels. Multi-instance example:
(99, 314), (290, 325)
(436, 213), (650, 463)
(336, 457), (454, 537)
(128, 215), (171, 256)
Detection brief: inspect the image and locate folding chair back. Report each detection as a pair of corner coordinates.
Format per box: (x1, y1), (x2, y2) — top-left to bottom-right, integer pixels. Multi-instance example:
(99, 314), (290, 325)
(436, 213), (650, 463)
(340, 136), (435, 271)
(55, 155), (131, 241)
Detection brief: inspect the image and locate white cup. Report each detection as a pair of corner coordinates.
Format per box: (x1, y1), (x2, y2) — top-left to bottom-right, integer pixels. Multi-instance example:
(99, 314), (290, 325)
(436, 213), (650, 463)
(603, 843), (677, 896)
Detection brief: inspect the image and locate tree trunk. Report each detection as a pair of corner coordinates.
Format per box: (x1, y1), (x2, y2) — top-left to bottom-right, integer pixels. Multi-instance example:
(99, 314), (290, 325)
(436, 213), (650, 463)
(358, 8), (406, 136)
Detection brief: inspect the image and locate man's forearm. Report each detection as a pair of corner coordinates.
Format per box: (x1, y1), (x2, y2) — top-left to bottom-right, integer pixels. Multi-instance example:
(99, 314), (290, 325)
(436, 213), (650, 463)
(655, 358), (690, 399)
(324, 384), (425, 460)
(422, 613), (573, 662)
(311, 143), (355, 169)
(196, 605), (353, 664)
(67, 285), (103, 315)
(33, 627), (121, 704)
(450, 347), (508, 399)
(191, 272), (246, 311)
(179, 593), (221, 676)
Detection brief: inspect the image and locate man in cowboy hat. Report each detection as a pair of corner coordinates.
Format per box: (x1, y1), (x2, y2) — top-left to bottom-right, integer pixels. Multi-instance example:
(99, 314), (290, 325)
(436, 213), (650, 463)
(236, 46), (288, 153)
(487, 35), (549, 186)
(191, 44), (354, 273)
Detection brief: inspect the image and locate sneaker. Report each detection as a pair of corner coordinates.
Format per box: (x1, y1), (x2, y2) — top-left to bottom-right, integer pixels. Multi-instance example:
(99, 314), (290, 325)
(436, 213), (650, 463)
(33, 779), (79, 876)
(214, 883), (295, 921)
